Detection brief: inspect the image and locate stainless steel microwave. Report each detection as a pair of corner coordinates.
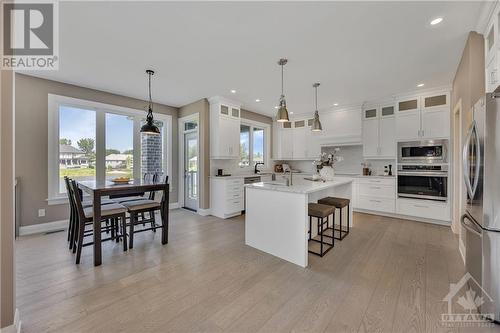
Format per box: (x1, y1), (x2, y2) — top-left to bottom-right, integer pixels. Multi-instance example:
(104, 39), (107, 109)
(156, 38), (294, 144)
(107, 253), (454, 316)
(397, 139), (448, 164)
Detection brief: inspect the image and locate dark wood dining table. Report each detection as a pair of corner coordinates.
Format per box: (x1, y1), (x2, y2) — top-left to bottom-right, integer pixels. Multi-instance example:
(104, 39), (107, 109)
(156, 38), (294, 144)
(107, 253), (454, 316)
(78, 179), (169, 266)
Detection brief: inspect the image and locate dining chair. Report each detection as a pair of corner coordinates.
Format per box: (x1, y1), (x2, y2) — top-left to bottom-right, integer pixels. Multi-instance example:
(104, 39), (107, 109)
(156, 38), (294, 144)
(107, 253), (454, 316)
(69, 180), (128, 264)
(121, 175), (169, 249)
(64, 177), (115, 250)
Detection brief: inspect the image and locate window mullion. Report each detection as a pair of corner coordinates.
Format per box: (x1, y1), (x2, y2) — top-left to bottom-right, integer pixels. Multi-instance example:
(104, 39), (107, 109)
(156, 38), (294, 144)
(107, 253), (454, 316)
(96, 111), (106, 184)
(133, 117), (141, 179)
(249, 125), (254, 166)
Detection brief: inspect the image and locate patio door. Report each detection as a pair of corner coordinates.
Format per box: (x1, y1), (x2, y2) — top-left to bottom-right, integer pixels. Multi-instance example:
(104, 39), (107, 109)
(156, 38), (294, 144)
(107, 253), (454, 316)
(184, 130), (198, 211)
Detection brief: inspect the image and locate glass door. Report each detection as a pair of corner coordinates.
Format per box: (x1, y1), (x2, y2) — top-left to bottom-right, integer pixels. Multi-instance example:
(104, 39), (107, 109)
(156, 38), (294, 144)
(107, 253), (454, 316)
(184, 130), (198, 211)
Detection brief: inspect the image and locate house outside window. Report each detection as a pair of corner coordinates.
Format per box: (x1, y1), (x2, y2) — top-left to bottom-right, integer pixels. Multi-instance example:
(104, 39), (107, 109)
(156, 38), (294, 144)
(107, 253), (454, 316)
(48, 94), (172, 203)
(238, 120), (270, 169)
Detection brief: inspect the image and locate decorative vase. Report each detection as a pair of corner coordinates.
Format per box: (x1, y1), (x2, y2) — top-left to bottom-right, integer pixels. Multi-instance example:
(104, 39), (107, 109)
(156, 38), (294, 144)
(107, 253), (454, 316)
(319, 166), (335, 181)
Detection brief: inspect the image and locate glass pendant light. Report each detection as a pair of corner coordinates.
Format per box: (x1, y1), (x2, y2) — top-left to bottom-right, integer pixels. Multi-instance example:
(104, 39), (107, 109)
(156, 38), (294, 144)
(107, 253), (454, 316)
(276, 58), (290, 122)
(311, 82), (322, 132)
(140, 69), (161, 135)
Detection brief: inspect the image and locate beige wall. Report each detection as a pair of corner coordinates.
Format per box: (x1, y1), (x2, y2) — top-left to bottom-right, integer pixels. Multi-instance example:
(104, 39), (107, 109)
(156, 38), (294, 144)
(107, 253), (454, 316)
(451, 31), (485, 235)
(241, 108), (273, 125)
(179, 99), (210, 209)
(15, 74), (179, 227)
(1, 69), (16, 328)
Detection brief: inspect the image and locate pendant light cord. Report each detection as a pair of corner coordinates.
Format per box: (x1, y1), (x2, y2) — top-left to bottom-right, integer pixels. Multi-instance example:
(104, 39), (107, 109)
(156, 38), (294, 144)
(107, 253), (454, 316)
(281, 63), (284, 96)
(315, 85), (318, 111)
(148, 72), (153, 110)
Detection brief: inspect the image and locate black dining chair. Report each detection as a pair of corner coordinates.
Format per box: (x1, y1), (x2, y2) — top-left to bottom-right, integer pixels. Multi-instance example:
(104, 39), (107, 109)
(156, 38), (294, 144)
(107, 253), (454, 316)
(64, 177), (115, 250)
(69, 180), (128, 264)
(121, 175), (169, 249)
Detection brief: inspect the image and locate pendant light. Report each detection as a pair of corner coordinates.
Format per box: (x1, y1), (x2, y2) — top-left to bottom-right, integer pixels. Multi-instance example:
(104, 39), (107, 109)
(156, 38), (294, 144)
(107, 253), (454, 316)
(140, 69), (161, 135)
(311, 82), (322, 132)
(276, 58), (290, 122)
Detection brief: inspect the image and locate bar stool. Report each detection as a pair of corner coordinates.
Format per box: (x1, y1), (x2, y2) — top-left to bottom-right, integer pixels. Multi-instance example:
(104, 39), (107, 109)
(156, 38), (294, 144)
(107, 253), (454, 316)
(318, 197), (350, 240)
(308, 203), (335, 257)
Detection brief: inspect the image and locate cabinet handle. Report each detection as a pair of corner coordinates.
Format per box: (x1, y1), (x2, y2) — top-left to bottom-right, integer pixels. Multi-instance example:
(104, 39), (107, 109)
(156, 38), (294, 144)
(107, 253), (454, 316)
(370, 186), (381, 189)
(369, 199), (382, 203)
(491, 70), (497, 84)
(414, 205), (428, 208)
(369, 180), (381, 183)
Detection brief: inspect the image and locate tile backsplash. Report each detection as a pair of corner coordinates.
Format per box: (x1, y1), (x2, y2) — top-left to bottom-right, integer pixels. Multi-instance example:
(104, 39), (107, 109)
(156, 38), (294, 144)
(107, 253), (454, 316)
(276, 145), (396, 176)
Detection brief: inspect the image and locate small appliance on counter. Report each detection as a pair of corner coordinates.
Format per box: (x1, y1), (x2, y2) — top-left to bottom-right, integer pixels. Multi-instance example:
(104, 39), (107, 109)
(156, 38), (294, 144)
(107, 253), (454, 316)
(361, 162), (371, 176)
(216, 169), (231, 177)
(274, 164), (283, 173)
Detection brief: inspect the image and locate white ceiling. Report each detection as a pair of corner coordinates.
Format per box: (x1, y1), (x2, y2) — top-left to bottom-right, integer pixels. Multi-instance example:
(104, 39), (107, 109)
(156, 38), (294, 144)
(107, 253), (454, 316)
(24, 1), (485, 116)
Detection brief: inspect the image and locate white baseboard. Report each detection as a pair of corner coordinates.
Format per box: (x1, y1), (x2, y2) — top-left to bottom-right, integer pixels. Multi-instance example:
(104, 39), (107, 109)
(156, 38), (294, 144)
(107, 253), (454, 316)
(354, 208), (452, 227)
(19, 220), (68, 236)
(197, 208), (211, 216)
(20, 203), (180, 236)
(0, 309), (21, 333)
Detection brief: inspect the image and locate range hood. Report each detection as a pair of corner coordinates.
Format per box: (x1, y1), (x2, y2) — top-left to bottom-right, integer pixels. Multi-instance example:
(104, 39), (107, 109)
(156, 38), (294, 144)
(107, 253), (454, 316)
(317, 134), (362, 147)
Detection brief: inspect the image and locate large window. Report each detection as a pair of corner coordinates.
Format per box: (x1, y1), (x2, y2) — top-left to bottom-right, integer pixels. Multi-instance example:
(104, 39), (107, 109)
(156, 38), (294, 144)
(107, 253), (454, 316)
(238, 121), (269, 168)
(48, 94), (172, 203)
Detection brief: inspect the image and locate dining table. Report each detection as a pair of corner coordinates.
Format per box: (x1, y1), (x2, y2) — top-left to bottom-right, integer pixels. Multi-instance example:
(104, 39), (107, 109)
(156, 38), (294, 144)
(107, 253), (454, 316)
(78, 179), (169, 266)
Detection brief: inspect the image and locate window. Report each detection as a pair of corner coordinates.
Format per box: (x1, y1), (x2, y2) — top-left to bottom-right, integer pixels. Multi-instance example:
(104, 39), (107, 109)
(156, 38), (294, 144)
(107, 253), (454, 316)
(48, 94), (172, 203)
(238, 121), (269, 168)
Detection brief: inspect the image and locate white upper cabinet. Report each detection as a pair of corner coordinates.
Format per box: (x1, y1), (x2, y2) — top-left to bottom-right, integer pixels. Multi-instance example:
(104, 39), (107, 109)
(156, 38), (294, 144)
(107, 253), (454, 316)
(362, 104), (396, 159)
(272, 117), (321, 160)
(320, 107), (362, 145)
(483, 3), (500, 93)
(209, 96), (241, 159)
(396, 92), (450, 140)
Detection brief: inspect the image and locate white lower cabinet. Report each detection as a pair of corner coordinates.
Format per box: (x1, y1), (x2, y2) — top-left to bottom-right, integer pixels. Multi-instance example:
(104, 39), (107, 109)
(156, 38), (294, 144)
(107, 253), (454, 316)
(397, 198), (450, 222)
(356, 177), (396, 213)
(210, 178), (244, 219)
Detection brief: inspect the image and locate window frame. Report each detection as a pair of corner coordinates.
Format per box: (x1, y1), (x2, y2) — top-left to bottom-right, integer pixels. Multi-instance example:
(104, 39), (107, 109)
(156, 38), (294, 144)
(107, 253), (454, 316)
(48, 94), (172, 204)
(238, 119), (270, 170)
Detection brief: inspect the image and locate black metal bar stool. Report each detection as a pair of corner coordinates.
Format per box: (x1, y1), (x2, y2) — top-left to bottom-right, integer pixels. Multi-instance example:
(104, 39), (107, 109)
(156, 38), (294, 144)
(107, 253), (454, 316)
(318, 197), (350, 241)
(308, 203), (335, 257)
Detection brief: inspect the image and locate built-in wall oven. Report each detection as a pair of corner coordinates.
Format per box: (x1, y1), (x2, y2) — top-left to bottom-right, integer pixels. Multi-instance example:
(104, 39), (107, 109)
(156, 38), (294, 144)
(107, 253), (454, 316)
(398, 139), (448, 164)
(397, 164), (448, 201)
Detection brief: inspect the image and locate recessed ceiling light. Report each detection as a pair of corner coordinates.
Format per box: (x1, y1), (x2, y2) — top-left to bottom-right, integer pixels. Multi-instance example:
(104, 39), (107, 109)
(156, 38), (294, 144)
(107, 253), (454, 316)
(255, 99), (261, 102)
(230, 89), (236, 94)
(333, 103), (339, 106)
(430, 17), (443, 26)
(417, 83), (425, 87)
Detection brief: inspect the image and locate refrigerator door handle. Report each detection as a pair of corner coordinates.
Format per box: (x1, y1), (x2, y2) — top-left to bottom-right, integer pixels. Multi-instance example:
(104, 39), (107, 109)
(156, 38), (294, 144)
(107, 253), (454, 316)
(462, 123), (474, 199)
(461, 214), (482, 237)
(470, 122), (481, 197)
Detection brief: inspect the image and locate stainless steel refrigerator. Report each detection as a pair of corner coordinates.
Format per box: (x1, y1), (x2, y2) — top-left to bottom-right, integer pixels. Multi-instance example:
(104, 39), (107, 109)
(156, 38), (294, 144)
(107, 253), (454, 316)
(462, 93), (500, 323)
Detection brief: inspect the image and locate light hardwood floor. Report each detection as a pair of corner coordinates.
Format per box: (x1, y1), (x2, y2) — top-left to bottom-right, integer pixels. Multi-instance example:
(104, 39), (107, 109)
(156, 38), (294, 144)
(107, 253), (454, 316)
(15, 210), (497, 332)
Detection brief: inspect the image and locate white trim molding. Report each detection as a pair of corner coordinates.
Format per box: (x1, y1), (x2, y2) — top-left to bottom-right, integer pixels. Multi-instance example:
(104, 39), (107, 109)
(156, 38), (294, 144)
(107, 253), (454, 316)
(19, 220), (68, 236)
(197, 208), (211, 216)
(178, 113), (200, 210)
(0, 308), (21, 333)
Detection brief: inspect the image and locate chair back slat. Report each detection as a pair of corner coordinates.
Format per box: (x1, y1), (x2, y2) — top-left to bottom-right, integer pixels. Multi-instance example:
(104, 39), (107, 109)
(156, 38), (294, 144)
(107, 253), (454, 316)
(70, 180), (88, 221)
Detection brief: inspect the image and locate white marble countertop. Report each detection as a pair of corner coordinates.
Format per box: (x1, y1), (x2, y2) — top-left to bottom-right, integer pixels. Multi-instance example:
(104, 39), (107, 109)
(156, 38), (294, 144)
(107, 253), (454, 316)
(245, 178), (353, 194)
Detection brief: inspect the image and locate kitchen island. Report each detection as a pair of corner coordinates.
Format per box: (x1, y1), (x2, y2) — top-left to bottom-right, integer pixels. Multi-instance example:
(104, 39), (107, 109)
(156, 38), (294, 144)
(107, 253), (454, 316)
(245, 178), (353, 267)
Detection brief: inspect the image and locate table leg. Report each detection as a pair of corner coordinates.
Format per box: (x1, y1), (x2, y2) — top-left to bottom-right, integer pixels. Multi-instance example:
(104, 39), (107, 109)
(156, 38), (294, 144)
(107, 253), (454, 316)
(93, 192), (102, 266)
(161, 188), (169, 245)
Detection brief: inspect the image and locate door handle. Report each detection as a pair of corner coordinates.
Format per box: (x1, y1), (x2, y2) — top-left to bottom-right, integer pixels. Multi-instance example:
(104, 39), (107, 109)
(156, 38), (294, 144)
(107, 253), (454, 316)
(461, 214), (482, 237)
(471, 122), (481, 198)
(463, 123), (474, 199)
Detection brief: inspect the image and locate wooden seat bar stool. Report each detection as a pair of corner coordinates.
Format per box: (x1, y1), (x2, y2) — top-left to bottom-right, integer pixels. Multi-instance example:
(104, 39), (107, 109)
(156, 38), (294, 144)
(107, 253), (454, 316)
(318, 197), (350, 241)
(308, 203), (335, 257)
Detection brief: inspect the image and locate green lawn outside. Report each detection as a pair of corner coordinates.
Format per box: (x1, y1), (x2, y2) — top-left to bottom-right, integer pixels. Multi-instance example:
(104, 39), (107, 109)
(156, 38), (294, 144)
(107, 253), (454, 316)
(60, 168), (133, 178)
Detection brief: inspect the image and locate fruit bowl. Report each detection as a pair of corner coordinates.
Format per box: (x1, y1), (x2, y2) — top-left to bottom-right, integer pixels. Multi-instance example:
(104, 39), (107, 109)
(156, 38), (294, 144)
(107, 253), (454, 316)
(111, 177), (131, 184)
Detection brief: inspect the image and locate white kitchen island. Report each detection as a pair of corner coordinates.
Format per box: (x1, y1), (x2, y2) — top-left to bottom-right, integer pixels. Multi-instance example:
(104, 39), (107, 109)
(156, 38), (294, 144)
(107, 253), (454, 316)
(245, 178), (353, 267)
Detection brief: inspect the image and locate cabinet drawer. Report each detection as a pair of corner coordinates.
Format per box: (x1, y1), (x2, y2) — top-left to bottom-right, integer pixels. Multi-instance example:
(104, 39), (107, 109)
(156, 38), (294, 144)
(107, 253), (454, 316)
(397, 198), (450, 221)
(226, 183), (243, 192)
(358, 183), (395, 199)
(357, 177), (395, 186)
(358, 196), (395, 213)
(226, 190), (243, 200)
(226, 198), (243, 213)
(226, 179), (243, 186)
